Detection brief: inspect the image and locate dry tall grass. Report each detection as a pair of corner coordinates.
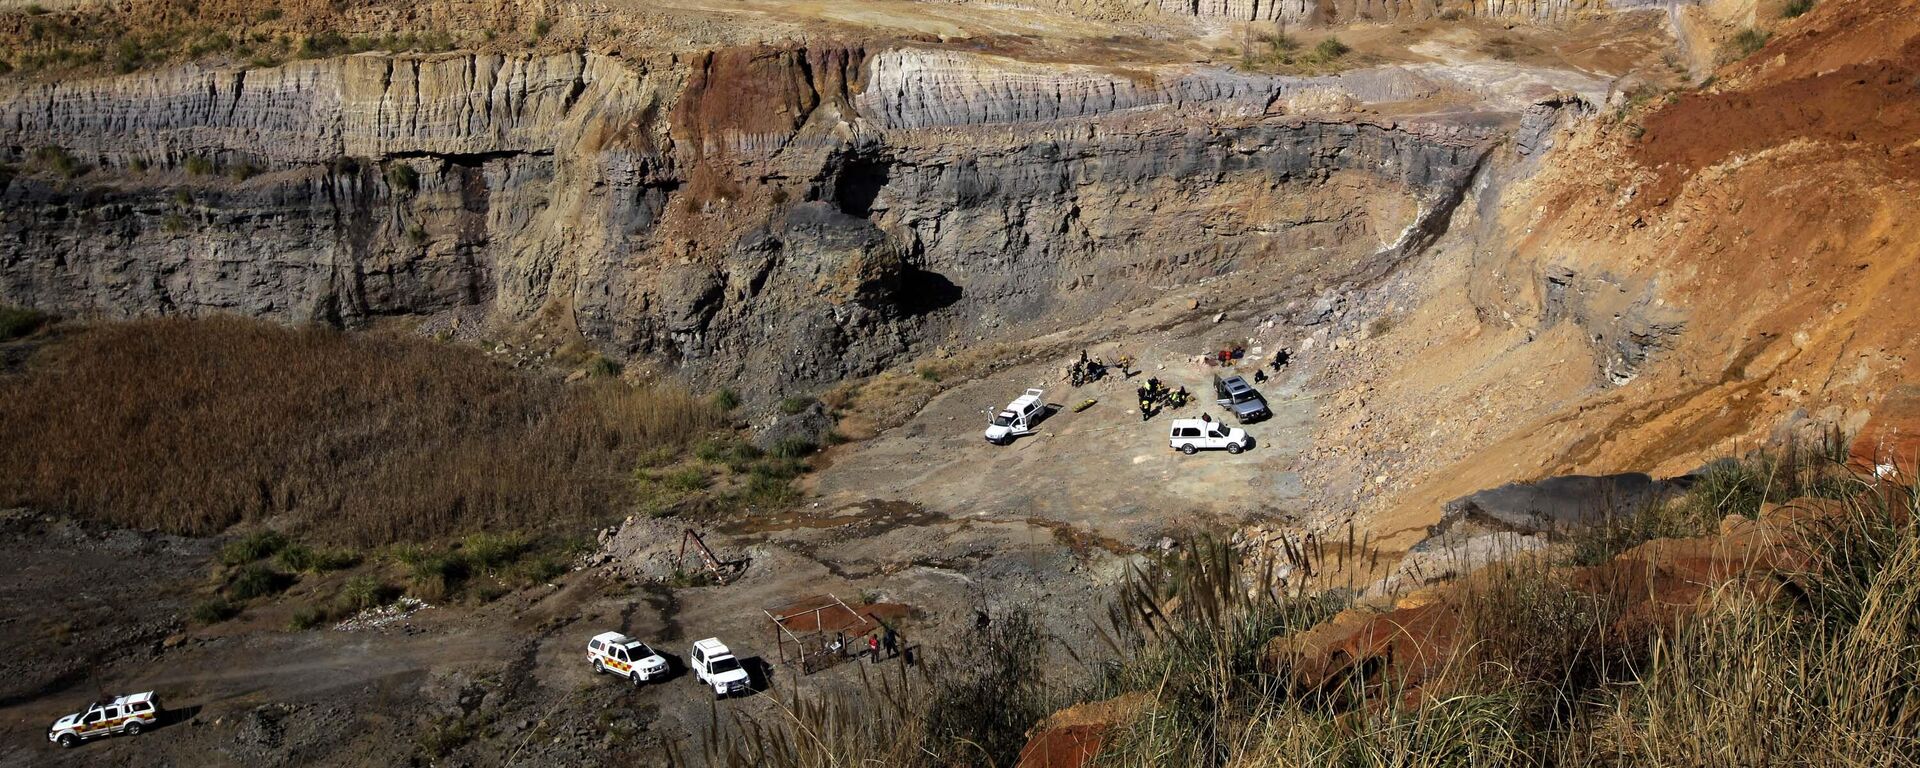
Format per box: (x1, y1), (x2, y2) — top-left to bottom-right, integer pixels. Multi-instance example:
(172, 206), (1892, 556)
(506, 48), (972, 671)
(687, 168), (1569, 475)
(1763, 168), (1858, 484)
(0, 316), (721, 545)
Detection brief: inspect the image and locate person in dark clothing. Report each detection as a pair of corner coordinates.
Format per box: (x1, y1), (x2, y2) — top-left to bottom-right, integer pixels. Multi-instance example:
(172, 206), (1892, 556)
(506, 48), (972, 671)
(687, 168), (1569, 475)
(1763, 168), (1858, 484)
(1253, 369), (1268, 383)
(883, 629), (899, 659)
(1272, 350), (1290, 370)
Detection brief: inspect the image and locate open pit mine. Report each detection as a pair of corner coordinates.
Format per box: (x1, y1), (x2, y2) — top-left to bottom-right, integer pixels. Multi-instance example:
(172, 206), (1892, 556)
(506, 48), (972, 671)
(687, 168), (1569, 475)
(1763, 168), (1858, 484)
(0, 0), (1915, 764)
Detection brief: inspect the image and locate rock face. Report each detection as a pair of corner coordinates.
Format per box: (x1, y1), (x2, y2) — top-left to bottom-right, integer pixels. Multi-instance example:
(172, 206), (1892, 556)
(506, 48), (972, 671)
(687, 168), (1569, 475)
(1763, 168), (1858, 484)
(0, 45), (1596, 401)
(1018, 0), (1611, 23)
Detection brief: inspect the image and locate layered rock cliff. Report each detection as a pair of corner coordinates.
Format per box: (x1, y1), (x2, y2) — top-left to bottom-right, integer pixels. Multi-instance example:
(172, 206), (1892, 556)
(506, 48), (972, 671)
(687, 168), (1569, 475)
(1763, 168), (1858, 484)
(0, 43), (1600, 401)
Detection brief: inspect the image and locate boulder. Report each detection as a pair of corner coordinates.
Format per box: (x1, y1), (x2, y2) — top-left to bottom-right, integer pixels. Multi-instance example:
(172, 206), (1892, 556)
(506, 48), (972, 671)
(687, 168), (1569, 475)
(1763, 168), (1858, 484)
(1435, 472), (1682, 537)
(1015, 692), (1149, 768)
(1849, 385), (1920, 485)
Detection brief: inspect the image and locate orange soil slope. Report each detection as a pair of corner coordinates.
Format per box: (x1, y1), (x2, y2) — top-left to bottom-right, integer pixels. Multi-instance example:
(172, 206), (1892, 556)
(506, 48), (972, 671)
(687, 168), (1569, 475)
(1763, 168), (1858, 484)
(1363, 0), (1920, 544)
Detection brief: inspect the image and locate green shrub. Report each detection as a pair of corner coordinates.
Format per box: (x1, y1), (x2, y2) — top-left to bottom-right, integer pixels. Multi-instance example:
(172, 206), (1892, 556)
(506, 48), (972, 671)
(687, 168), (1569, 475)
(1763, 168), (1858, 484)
(288, 604), (326, 630)
(531, 18), (553, 38)
(227, 161), (261, 181)
(339, 574), (395, 612)
(227, 564), (294, 600)
(184, 155), (215, 176)
(778, 396), (815, 415)
(585, 355), (621, 378)
(1732, 27), (1771, 57)
(161, 214), (188, 233)
(734, 472), (800, 508)
(385, 164), (419, 194)
(0, 306), (49, 342)
(219, 529), (289, 566)
(461, 532), (530, 573)
(1781, 0), (1814, 17)
(1315, 37), (1351, 59)
(662, 466), (711, 492)
(771, 436), (817, 459)
(711, 387), (741, 411)
(406, 225), (428, 244)
(33, 146), (84, 178)
(190, 597), (239, 624)
(277, 544), (358, 573)
(23, 4), (49, 16)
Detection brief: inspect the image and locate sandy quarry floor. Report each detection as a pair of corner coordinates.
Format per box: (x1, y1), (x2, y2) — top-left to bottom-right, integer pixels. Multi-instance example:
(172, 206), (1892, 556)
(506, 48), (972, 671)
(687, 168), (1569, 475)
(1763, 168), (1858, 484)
(813, 337), (1316, 543)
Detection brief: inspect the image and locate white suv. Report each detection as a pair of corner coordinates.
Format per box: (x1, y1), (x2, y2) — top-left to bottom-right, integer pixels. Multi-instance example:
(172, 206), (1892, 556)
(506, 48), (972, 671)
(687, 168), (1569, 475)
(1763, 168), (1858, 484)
(689, 637), (752, 697)
(48, 691), (159, 748)
(588, 632), (669, 686)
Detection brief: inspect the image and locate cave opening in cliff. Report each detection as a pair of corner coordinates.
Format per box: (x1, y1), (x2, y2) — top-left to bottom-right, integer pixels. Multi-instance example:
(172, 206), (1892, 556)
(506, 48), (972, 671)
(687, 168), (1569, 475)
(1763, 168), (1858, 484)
(833, 153), (892, 218)
(896, 267), (962, 317)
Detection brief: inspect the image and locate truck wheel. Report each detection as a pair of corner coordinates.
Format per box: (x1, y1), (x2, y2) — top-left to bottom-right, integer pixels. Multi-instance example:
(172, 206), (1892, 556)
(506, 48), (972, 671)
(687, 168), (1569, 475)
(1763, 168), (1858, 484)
(57, 733), (77, 748)
(593, 659), (605, 675)
(1181, 445), (1198, 455)
(1226, 443), (1243, 454)
(125, 721), (142, 736)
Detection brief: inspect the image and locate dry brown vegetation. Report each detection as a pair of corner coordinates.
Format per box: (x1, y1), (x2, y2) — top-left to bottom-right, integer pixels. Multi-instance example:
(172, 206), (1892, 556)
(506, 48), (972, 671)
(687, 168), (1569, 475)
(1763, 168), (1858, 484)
(0, 316), (722, 546)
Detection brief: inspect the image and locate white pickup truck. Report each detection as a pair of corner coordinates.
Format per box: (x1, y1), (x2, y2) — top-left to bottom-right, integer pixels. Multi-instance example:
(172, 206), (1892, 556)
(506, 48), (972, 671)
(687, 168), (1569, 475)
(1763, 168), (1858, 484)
(689, 637), (752, 697)
(1168, 416), (1252, 454)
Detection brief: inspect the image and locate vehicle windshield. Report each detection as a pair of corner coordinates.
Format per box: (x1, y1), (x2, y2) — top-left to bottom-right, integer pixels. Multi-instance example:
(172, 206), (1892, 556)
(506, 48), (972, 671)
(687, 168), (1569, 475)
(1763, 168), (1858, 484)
(991, 414), (1013, 427)
(710, 657), (742, 673)
(1229, 390), (1257, 403)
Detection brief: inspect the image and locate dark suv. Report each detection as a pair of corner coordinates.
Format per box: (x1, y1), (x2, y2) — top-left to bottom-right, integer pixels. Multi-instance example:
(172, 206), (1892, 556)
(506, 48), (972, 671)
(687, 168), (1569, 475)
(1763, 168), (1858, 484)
(1212, 375), (1271, 423)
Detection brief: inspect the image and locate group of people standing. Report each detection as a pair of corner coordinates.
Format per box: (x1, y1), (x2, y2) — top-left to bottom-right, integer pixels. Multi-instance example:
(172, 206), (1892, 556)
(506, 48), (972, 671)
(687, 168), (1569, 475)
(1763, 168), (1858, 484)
(1137, 378), (1191, 421)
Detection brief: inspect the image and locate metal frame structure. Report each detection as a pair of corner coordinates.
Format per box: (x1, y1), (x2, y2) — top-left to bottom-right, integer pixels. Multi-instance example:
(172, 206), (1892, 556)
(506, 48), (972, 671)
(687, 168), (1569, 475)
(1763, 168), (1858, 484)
(765, 593), (877, 675)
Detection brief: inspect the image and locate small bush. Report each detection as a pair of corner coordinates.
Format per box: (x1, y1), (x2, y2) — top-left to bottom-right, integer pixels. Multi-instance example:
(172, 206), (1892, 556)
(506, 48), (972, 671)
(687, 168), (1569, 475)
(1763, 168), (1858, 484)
(1781, 0), (1814, 17)
(183, 155), (215, 176)
(33, 146), (84, 178)
(406, 225), (429, 244)
(277, 544), (359, 573)
(23, 4), (49, 15)
(161, 214), (188, 233)
(339, 574), (396, 612)
(532, 18), (553, 38)
(778, 396), (815, 415)
(1315, 37), (1351, 60)
(0, 306), (49, 342)
(585, 355), (621, 378)
(227, 161), (261, 182)
(711, 387), (741, 411)
(734, 472), (800, 508)
(662, 466), (712, 492)
(771, 436), (818, 459)
(288, 604), (326, 630)
(386, 164), (420, 194)
(257, 8), (283, 21)
(227, 564), (294, 600)
(1731, 27), (1771, 57)
(220, 529), (289, 566)
(191, 598), (239, 624)
(461, 532), (530, 574)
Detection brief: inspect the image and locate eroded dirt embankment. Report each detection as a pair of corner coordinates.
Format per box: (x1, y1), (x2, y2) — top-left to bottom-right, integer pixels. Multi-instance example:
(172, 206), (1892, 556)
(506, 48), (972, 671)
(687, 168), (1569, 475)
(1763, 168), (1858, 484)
(1284, 0), (1920, 549)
